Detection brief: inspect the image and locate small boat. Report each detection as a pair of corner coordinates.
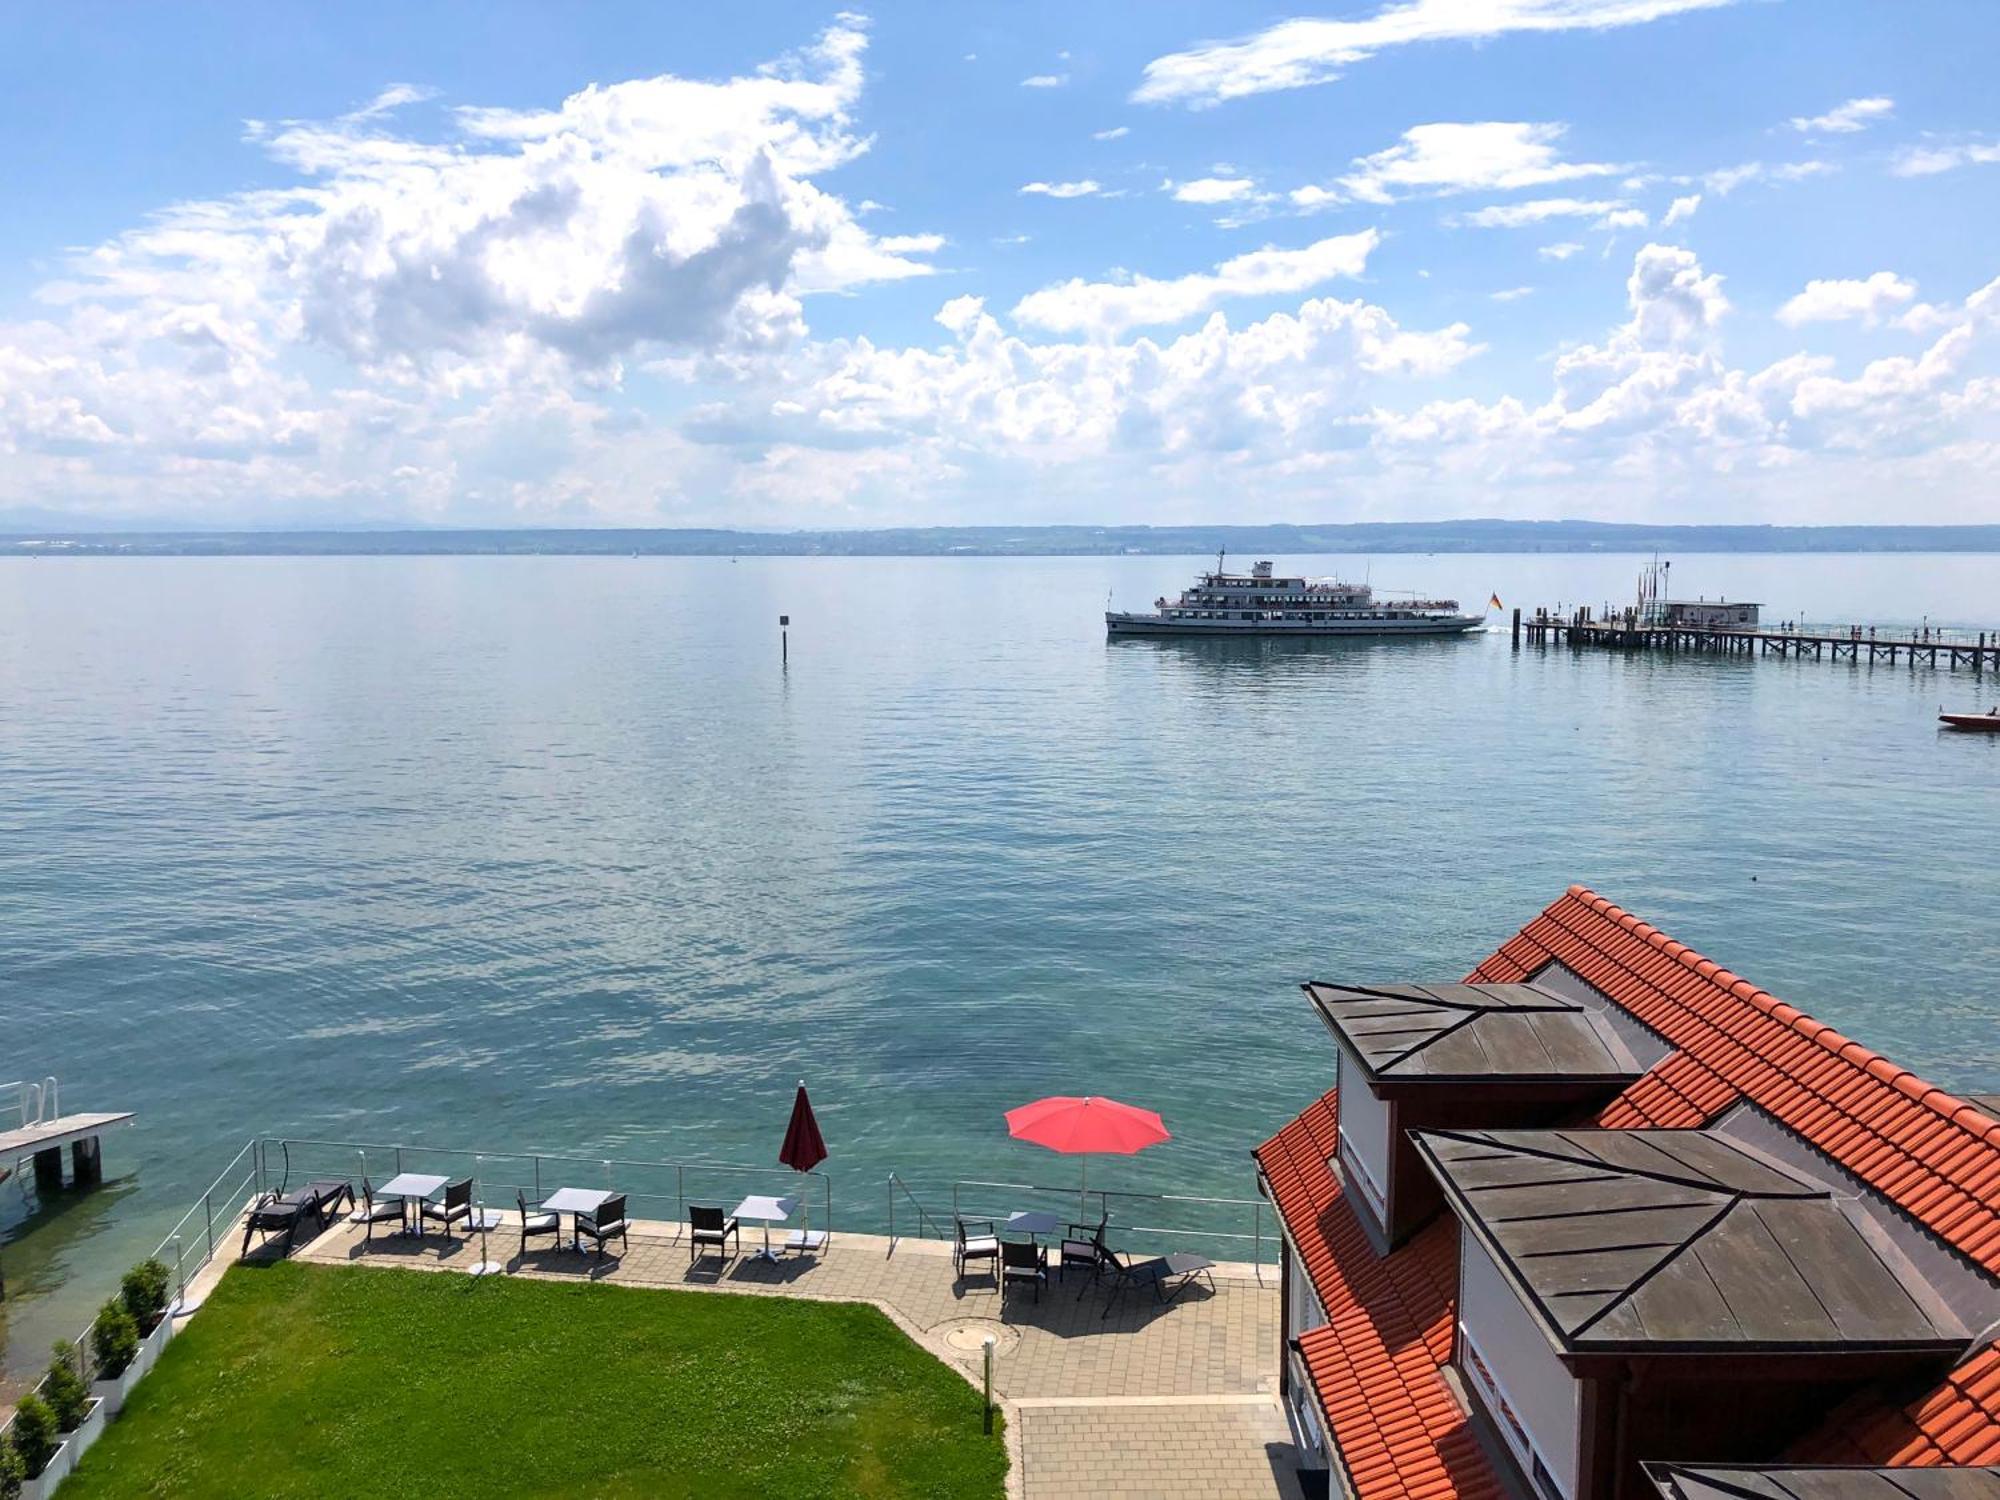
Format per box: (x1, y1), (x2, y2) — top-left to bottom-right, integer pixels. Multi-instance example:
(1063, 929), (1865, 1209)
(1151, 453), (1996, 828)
(1939, 709), (2000, 732)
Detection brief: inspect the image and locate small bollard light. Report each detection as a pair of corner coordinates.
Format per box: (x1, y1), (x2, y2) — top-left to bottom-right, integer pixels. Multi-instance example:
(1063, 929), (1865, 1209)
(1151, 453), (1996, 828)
(982, 1334), (996, 1433)
(469, 1154), (505, 1277)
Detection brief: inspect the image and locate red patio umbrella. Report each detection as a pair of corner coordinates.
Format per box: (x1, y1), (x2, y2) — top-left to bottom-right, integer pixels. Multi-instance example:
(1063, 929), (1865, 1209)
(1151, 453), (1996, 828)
(779, 1081), (827, 1250)
(1005, 1095), (1170, 1222)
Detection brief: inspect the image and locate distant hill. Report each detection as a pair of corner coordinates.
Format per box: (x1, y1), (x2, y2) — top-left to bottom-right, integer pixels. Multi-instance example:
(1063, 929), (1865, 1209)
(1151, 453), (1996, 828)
(6, 520), (2000, 557)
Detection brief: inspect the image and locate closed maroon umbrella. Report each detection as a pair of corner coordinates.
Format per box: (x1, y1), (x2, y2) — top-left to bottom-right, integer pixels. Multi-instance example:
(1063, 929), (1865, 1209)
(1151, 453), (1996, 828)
(779, 1081), (827, 1250)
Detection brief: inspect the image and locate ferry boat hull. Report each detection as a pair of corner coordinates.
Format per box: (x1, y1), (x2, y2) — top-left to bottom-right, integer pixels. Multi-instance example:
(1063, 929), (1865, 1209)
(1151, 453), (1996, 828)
(1106, 611), (1483, 637)
(1107, 556), (1486, 639)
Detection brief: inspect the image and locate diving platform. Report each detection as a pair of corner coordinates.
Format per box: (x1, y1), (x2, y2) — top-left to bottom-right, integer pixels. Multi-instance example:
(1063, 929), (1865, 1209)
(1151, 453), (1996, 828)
(2, 1079), (133, 1195)
(1, 1111), (135, 1169)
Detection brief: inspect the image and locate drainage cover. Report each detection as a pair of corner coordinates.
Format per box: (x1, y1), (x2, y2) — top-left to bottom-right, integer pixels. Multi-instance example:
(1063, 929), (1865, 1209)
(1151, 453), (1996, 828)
(935, 1318), (1020, 1356)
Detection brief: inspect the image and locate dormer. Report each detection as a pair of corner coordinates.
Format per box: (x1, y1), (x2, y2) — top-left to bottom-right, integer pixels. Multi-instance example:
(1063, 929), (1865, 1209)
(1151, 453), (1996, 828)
(1414, 1126), (1970, 1500)
(1308, 980), (1654, 1247)
(1646, 1465), (2000, 1500)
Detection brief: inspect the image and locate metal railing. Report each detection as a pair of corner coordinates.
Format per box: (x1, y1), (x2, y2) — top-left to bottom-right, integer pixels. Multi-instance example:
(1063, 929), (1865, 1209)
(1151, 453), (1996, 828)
(153, 1138), (262, 1310)
(252, 1135), (832, 1247)
(0, 1137), (258, 1446)
(3, 1075), (60, 1132)
(886, 1172), (941, 1249)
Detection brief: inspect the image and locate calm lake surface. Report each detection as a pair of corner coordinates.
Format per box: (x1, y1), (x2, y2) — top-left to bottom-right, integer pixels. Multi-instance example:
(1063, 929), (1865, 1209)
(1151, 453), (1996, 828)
(3, 552), (1998, 1371)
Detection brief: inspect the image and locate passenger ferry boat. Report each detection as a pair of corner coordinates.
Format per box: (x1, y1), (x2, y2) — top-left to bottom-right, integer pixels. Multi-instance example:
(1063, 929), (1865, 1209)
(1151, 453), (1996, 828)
(1106, 557), (1484, 638)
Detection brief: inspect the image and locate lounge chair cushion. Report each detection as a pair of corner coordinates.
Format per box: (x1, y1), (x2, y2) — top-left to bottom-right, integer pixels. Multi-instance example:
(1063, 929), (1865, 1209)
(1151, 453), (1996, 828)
(521, 1212), (560, 1232)
(583, 1219), (627, 1237)
(962, 1235), (999, 1255)
(361, 1201), (404, 1222)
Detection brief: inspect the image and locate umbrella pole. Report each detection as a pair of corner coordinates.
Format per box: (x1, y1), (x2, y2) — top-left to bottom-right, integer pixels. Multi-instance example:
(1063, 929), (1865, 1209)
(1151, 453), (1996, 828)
(1080, 1155), (1088, 1226)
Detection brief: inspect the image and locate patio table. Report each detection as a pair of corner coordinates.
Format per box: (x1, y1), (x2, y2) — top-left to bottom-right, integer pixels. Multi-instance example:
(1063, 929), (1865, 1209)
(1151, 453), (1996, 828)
(377, 1172), (448, 1237)
(731, 1194), (798, 1264)
(1004, 1211), (1063, 1245)
(541, 1187), (613, 1251)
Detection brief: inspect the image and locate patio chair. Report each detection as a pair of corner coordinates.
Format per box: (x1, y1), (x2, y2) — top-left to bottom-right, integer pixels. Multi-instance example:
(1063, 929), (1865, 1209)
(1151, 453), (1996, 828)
(299, 1179), (356, 1229)
(1000, 1239), (1048, 1303)
(689, 1205), (740, 1266)
(241, 1192), (309, 1257)
(358, 1178), (407, 1245)
(517, 1191), (562, 1255)
(577, 1193), (629, 1260)
(421, 1177), (474, 1240)
(1059, 1218), (1107, 1287)
(1095, 1249), (1208, 1319)
(954, 1218), (1000, 1284)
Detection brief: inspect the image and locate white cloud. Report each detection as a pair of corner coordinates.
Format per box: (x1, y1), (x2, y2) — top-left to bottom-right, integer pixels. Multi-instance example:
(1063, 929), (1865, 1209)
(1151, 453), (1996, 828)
(1702, 159), (1834, 194)
(1788, 96), (1893, 134)
(0, 18), (952, 522)
(1538, 242), (1586, 261)
(1133, 0), (1742, 107)
(9, 23), (2000, 530)
(1777, 272), (1918, 327)
(345, 83), (440, 121)
(1019, 179), (1102, 198)
(79, 15), (935, 383)
(1661, 193), (1701, 227)
(1597, 207), (1649, 230)
(1491, 286), (1535, 302)
(1010, 231), (1382, 337)
(1169, 176), (1260, 204)
(749, 287), (1483, 476)
(1093, 126), (1130, 141)
(1893, 140), (2000, 176)
(1330, 121), (1621, 205)
(1453, 197), (1629, 228)
(1021, 74), (1069, 89)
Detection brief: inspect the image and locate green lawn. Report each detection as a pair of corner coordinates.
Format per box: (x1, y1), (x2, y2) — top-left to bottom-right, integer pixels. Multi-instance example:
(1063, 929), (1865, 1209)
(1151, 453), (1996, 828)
(64, 1261), (1007, 1499)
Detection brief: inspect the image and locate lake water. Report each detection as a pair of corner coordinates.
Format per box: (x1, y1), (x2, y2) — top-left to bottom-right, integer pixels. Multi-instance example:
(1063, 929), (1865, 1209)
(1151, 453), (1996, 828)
(3, 551), (1999, 1373)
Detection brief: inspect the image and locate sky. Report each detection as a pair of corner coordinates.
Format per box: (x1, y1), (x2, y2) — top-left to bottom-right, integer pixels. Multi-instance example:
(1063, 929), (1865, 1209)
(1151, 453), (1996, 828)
(1, 0), (1997, 530)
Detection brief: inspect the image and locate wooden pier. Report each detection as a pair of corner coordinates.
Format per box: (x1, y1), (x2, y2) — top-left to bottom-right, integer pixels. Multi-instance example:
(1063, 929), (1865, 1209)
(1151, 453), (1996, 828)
(1514, 609), (2000, 671)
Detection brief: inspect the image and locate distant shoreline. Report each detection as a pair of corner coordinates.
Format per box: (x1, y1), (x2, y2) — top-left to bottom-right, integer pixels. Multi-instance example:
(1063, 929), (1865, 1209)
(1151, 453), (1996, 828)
(6, 520), (2000, 557)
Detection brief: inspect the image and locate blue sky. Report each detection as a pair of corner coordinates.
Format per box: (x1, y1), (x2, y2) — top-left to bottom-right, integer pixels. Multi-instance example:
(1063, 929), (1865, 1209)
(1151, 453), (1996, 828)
(2, 1), (1997, 528)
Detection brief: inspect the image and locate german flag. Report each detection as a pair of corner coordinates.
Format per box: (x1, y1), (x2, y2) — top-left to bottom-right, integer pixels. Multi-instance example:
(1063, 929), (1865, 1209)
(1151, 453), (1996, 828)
(1488, 592), (1503, 611)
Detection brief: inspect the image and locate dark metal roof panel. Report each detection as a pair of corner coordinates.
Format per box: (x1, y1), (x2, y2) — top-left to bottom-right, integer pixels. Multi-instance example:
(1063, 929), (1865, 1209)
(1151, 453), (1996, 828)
(1417, 1127), (1969, 1353)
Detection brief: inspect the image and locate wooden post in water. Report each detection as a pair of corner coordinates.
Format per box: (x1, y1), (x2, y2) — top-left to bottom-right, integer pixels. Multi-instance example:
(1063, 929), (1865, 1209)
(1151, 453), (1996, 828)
(1511, 607), (1521, 648)
(780, 614), (789, 666)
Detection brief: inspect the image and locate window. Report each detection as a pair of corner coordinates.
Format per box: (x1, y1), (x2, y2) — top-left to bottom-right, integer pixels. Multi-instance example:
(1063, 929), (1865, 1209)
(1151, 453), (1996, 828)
(1457, 1236), (1581, 1499)
(1333, 1042), (1393, 1227)
(1460, 1327), (1567, 1500)
(1338, 1135), (1388, 1220)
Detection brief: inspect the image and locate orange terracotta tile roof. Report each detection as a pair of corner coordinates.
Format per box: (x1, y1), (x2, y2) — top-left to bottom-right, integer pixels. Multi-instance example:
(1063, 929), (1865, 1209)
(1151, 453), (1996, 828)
(1793, 1342), (2000, 1466)
(1466, 886), (2000, 1276)
(1255, 1089), (1503, 1500)
(1264, 885), (2000, 1497)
